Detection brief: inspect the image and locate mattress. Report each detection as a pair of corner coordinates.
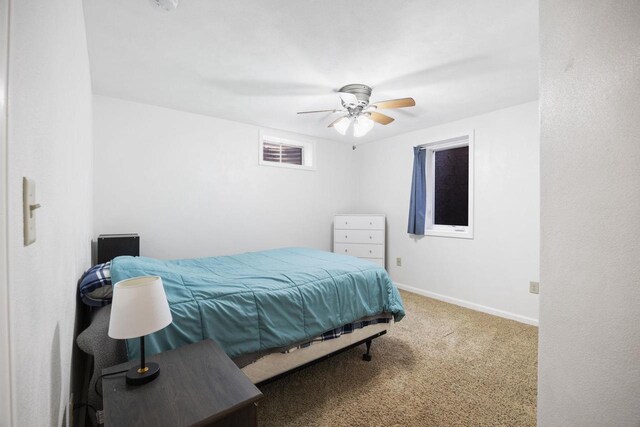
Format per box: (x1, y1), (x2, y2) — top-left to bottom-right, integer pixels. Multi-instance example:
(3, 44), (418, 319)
(110, 247), (405, 360)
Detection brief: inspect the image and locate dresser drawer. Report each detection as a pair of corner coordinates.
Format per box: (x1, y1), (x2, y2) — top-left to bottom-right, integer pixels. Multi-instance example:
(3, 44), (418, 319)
(334, 215), (384, 230)
(334, 243), (385, 259)
(334, 229), (384, 244)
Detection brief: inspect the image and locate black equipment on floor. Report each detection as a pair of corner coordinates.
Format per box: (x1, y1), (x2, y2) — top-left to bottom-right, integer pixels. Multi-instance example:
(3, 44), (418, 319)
(97, 234), (139, 264)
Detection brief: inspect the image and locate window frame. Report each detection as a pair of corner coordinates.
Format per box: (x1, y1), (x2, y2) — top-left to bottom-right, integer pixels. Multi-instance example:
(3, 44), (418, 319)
(422, 131), (474, 239)
(259, 131), (316, 171)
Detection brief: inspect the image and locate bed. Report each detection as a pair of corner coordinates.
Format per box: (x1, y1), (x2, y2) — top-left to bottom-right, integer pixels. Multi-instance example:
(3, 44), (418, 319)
(77, 247), (405, 407)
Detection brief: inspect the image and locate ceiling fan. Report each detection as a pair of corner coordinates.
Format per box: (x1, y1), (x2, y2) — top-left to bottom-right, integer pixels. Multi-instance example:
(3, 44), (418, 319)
(297, 84), (416, 137)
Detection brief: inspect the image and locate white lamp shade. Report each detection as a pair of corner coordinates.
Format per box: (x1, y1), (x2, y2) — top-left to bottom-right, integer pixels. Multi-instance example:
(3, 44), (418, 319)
(108, 276), (173, 339)
(333, 116), (351, 135)
(353, 115), (374, 137)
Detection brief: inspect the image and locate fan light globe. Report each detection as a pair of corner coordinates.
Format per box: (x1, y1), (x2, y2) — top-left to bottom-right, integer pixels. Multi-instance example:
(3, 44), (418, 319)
(354, 115), (374, 137)
(333, 117), (351, 135)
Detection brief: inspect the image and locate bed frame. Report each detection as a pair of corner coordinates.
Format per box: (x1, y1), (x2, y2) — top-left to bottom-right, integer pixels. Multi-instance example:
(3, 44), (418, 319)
(76, 302), (393, 416)
(242, 321), (391, 386)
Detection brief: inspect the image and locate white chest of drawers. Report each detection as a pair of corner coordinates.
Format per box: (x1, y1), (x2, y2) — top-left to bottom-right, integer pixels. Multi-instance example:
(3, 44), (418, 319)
(333, 214), (386, 269)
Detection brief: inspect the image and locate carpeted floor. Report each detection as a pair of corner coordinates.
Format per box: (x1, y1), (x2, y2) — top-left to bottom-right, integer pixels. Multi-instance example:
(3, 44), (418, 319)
(257, 290), (538, 427)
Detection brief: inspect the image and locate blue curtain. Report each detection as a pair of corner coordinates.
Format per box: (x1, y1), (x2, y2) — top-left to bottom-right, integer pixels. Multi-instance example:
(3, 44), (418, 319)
(407, 147), (426, 235)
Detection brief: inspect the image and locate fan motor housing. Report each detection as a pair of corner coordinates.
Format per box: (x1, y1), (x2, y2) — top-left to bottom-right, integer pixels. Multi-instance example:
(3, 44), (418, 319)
(339, 84), (372, 106)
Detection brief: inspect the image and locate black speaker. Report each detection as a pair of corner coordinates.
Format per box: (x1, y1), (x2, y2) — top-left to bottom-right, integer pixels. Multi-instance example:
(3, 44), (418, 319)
(97, 234), (140, 264)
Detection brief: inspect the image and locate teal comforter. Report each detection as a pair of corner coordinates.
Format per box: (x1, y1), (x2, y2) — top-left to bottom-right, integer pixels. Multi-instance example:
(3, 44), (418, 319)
(111, 247), (405, 360)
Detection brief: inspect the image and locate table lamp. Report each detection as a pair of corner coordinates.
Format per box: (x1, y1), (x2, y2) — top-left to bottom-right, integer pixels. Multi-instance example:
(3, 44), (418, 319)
(108, 276), (173, 386)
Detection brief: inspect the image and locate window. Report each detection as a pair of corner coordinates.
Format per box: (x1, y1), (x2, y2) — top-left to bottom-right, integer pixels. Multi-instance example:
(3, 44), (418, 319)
(259, 132), (315, 170)
(424, 133), (474, 239)
(263, 142), (303, 165)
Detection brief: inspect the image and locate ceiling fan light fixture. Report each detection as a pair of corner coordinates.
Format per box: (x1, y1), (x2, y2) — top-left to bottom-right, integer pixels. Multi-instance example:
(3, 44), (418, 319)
(297, 84), (416, 138)
(353, 115), (374, 137)
(333, 116), (351, 135)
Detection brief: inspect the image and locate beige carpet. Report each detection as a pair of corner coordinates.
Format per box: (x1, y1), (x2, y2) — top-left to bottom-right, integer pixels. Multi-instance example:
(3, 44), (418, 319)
(257, 290), (538, 427)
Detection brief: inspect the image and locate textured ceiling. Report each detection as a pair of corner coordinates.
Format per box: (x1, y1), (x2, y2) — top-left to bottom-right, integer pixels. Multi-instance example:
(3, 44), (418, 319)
(83, 0), (539, 144)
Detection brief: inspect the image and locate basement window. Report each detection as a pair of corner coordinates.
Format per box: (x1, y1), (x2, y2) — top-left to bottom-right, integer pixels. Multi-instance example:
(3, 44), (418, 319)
(424, 132), (474, 239)
(259, 133), (315, 170)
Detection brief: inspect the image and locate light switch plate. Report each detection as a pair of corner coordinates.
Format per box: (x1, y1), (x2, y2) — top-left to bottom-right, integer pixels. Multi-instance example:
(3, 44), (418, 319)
(396, 257), (402, 267)
(23, 177), (36, 246)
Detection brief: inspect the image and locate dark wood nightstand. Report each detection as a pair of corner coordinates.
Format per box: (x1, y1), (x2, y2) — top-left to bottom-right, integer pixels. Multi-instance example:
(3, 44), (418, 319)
(102, 339), (263, 426)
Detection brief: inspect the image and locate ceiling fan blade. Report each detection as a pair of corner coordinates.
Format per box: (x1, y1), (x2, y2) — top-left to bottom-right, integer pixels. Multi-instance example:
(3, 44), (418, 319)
(370, 97), (416, 109)
(297, 109), (340, 114)
(328, 115), (349, 128)
(369, 112), (395, 125)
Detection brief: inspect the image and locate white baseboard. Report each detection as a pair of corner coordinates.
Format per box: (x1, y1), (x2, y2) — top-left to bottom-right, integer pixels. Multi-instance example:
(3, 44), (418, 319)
(394, 282), (539, 326)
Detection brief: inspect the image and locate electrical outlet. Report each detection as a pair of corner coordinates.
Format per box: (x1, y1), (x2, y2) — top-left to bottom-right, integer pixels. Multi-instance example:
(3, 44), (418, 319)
(529, 281), (539, 294)
(396, 257), (402, 267)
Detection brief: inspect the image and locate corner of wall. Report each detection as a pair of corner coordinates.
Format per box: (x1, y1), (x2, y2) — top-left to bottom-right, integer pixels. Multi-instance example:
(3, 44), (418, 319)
(0, 0), (12, 425)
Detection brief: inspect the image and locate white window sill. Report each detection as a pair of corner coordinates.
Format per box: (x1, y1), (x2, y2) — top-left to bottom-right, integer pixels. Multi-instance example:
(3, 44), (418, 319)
(424, 227), (473, 239)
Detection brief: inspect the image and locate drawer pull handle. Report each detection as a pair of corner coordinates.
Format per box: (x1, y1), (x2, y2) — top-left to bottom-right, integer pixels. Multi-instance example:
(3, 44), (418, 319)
(369, 222), (372, 225)
(344, 249), (348, 253)
(369, 236), (372, 239)
(369, 250), (372, 253)
(345, 235), (348, 239)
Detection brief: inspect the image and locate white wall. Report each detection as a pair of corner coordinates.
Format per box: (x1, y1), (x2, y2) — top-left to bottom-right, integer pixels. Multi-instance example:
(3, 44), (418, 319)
(353, 101), (540, 323)
(93, 95), (356, 259)
(538, 1), (640, 426)
(6, 0), (93, 426)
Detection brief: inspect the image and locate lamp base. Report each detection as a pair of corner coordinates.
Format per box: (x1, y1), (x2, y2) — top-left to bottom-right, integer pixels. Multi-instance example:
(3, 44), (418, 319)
(125, 362), (160, 386)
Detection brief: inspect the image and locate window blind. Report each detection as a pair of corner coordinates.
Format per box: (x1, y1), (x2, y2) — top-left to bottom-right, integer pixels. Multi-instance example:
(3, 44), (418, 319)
(263, 141), (303, 165)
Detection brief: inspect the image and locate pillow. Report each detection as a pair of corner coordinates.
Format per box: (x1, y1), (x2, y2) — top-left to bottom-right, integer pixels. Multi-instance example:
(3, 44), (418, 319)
(78, 261), (112, 306)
